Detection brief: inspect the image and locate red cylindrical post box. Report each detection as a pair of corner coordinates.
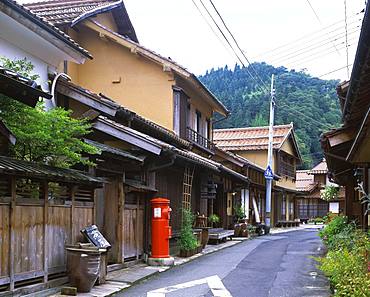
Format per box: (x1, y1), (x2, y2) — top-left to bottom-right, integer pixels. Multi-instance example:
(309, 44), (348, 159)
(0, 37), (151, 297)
(151, 198), (171, 258)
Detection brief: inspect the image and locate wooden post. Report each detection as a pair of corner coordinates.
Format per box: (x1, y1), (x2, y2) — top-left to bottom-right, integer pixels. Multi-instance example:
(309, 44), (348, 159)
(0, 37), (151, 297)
(93, 189), (97, 225)
(136, 196), (140, 260)
(70, 186), (76, 243)
(117, 176), (125, 263)
(43, 181), (49, 283)
(285, 194), (290, 221)
(9, 177), (16, 291)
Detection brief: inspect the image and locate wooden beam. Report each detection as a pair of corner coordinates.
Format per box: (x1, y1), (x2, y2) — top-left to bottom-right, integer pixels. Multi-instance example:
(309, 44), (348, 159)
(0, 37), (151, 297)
(328, 129), (355, 147)
(56, 84), (117, 116)
(93, 119), (162, 155)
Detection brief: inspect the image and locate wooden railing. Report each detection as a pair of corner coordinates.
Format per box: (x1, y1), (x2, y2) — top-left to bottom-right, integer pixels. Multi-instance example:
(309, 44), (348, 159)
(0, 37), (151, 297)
(186, 127), (215, 152)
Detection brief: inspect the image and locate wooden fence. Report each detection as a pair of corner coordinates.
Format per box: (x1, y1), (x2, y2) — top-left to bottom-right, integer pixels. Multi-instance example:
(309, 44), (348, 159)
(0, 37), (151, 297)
(0, 177), (96, 291)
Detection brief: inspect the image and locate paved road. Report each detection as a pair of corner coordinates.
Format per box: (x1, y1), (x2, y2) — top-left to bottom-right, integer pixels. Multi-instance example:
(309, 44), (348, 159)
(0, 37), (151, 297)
(119, 229), (330, 297)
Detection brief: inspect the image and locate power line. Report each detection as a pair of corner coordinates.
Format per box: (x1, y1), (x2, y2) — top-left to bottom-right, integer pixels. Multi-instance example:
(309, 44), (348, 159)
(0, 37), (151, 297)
(277, 103), (332, 130)
(191, 0), (235, 58)
(208, 0), (270, 90)
(305, 0), (341, 55)
(344, 0), (350, 78)
(291, 39), (356, 68)
(196, 0), (268, 94)
(269, 27), (360, 65)
(317, 63), (353, 78)
(254, 11), (362, 60)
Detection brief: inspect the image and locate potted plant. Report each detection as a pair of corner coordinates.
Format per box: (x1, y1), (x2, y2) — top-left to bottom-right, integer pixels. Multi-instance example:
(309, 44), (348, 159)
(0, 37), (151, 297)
(178, 209), (199, 257)
(234, 206), (246, 223)
(208, 214), (220, 228)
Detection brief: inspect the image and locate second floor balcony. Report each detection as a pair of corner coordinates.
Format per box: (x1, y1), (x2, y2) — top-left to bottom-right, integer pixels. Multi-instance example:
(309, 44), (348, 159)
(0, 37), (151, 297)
(186, 127), (215, 153)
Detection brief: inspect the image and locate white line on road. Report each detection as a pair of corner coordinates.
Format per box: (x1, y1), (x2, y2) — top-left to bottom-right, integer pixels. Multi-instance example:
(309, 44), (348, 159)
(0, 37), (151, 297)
(146, 275), (232, 297)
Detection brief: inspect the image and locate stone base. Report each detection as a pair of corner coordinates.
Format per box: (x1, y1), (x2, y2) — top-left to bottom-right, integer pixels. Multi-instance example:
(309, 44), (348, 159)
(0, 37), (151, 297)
(147, 256), (175, 266)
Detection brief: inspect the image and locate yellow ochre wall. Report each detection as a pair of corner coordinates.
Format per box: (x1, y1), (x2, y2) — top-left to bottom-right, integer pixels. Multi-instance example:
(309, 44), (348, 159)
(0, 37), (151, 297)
(235, 148), (296, 190)
(66, 24), (175, 130)
(62, 12), (218, 134)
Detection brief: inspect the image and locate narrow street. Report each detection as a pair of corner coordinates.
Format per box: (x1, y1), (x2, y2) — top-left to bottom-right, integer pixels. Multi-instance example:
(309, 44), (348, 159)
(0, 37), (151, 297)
(120, 228), (330, 297)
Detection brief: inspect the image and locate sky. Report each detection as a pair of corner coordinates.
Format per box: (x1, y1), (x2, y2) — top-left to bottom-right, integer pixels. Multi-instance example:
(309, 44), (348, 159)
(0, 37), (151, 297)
(123, 0), (365, 81)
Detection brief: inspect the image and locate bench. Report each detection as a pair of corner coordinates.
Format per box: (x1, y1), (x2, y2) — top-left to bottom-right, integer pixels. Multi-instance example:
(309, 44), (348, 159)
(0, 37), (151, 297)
(208, 228), (234, 244)
(275, 221), (300, 228)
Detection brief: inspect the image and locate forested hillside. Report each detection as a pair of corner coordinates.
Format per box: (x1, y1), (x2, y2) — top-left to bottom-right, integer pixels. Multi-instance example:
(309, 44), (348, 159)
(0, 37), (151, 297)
(199, 62), (341, 169)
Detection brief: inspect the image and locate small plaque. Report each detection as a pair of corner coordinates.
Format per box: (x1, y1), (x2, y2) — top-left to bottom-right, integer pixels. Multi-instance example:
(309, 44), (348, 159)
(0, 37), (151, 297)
(154, 207), (161, 218)
(81, 225), (111, 249)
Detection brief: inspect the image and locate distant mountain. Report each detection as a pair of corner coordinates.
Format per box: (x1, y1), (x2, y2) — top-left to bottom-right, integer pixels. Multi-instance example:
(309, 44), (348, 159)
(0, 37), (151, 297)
(199, 62), (341, 169)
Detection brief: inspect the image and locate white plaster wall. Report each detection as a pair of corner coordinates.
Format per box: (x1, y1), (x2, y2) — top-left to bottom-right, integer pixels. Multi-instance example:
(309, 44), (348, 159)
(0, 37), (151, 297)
(0, 37), (52, 92)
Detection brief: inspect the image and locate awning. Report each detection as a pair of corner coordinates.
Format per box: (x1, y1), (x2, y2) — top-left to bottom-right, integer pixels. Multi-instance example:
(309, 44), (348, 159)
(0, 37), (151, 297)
(0, 155), (103, 185)
(0, 67), (51, 106)
(124, 179), (157, 192)
(84, 139), (145, 163)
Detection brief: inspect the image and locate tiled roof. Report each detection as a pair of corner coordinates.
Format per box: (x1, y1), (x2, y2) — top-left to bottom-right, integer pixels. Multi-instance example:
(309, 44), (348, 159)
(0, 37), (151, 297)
(296, 170), (314, 192)
(0, 155), (103, 185)
(5, 0), (91, 58)
(95, 117), (247, 182)
(25, 0), (139, 42)
(308, 159), (328, 175)
(57, 78), (190, 148)
(24, 0), (116, 25)
(213, 124), (293, 151)
(0, 66), (52, 106)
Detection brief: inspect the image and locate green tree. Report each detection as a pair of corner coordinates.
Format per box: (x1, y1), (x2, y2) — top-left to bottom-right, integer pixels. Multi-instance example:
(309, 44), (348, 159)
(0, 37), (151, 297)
(0, 57), (98, 168)
(199, 62), (341, 168)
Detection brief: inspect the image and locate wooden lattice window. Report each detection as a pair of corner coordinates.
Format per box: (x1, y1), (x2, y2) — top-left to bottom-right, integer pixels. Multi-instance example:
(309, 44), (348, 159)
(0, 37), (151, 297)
(182, 166), (194, 210)
(16, 178), (44, 200)
(48, 182), (70, 205)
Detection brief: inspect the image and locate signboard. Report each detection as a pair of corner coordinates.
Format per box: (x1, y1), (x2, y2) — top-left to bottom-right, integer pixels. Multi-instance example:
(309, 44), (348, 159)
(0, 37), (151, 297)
(81, 225), (111, 249)
(154, 207), (162, 218)
(264, 165), (273, 180)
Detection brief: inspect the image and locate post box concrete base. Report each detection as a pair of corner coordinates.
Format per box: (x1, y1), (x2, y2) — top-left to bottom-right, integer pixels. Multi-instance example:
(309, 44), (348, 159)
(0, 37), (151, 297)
(147, 256), (174, 267)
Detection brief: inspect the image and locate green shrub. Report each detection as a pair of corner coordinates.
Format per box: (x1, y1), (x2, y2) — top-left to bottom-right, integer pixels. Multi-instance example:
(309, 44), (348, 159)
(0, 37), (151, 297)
(317, 215), (370, 297)
(319, 216), (350, 244)
(208, 214), (220, 226)
(178, 209), (198, 251)
(318, 247), (370, 297)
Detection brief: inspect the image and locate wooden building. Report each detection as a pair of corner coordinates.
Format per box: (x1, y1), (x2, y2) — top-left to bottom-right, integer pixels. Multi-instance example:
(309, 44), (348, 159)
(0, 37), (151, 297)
(214, 124), (302, 226)
(53, 79), (248, 265)
(321, 2), (370, 229)
(0, 68), (102, 294)
(296, 160), (345, 221)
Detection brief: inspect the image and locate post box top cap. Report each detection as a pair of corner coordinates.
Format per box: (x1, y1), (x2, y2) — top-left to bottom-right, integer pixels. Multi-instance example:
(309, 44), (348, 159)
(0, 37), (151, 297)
(150, 197), (170, 203)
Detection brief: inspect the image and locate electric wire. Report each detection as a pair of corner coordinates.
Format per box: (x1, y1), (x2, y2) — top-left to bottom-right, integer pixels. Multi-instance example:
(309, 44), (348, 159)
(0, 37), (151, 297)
(254, 11), (362, 60)
(267, 26), (360, 65)
(344, 0), (350, 78)
(291, 38), (356, 69)
(208, 0), (270, 89)
(195, 0), (268, 94)
(191, 0), (235, 59)
(277, 103), (333, 130)
(305, 0), (341, 55)
(317, 63), (353, 78)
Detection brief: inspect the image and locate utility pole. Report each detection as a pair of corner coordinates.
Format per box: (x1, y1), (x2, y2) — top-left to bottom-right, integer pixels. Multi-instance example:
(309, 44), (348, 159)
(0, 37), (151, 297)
(264, 74), (276, 227)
